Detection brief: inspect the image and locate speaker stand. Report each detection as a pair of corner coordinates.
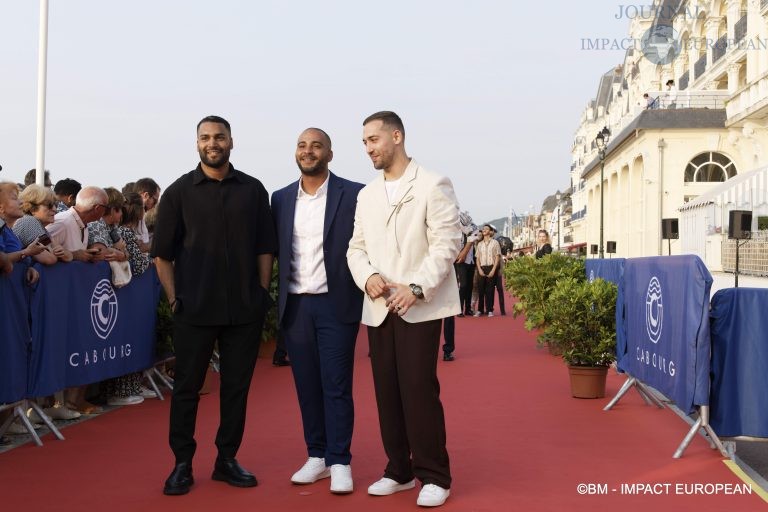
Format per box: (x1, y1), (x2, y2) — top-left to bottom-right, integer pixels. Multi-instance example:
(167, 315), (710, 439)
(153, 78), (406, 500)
(734, 239), (748, 288)
(667, 238), (671, 256)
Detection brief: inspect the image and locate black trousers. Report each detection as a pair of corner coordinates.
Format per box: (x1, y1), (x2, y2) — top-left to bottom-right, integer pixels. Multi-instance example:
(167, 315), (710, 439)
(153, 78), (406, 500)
(477, 265), (495, 314)
(368, 314), (451, 489)
(443, 316), (455, 354)
(495, 270), (506, 315)
(455, 263), (474, 314)
(169, 319), (263, 464)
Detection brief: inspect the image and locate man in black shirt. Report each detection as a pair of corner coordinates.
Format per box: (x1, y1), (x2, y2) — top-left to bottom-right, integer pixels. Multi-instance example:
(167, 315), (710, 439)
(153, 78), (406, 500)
(152, 115), (277, 496)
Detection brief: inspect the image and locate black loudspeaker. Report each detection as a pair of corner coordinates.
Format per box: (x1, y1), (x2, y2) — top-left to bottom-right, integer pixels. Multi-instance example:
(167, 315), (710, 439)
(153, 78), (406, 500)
(590, 244), (598, 255)
(661, 218), (679, 239)
(606, 241), (616, 253)
(728, 210), (752, 239)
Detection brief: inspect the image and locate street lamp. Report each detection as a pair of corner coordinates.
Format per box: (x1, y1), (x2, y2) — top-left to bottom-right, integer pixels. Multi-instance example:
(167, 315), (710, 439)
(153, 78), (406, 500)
(595, 126), (611, 259)
(556, 192), (561, 251)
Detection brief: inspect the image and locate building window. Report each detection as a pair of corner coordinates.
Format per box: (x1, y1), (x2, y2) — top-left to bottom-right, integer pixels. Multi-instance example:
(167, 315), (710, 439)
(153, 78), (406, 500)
(683, 152), (737, 182)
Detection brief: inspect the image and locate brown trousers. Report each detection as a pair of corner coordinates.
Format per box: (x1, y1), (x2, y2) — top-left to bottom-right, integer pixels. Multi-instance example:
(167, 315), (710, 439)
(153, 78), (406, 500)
(368, 314), (451, 489)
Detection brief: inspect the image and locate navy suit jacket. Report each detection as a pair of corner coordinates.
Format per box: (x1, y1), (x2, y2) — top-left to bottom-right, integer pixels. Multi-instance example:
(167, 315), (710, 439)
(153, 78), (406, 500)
(271, 172), (364, 327)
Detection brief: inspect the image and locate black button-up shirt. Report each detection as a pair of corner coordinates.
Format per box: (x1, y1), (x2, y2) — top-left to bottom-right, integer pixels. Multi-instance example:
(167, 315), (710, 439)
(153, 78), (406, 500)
(151, 164), (277, 326)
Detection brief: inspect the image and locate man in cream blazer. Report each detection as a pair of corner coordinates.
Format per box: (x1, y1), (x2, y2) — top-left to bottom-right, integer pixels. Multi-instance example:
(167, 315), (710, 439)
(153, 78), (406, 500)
(347, 111), (461, 508)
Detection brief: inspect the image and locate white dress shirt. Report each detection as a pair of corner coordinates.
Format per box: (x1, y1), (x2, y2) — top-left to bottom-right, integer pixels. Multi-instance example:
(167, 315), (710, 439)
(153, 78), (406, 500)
(288, 174), (329, 294)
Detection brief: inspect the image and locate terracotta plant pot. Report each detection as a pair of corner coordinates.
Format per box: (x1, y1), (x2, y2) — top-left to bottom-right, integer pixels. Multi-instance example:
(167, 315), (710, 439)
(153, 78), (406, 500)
(567, 365), (608, 399)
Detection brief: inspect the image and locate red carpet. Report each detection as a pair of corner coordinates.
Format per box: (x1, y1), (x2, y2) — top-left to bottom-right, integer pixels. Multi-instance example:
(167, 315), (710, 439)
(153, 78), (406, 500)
(1, 300), (765, 511)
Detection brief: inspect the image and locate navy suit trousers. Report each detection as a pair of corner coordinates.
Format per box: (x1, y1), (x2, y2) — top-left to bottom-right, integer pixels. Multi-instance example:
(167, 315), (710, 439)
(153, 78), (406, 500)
(283, 293), (359, 465)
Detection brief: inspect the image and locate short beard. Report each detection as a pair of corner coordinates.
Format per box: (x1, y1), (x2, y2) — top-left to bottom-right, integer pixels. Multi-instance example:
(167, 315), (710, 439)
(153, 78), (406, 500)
(296, 158), (327, 176)
(199, 148), (230, 169)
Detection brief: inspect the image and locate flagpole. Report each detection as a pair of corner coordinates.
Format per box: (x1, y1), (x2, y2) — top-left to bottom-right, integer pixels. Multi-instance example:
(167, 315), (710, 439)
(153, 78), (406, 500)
(35, 0), (49, 186)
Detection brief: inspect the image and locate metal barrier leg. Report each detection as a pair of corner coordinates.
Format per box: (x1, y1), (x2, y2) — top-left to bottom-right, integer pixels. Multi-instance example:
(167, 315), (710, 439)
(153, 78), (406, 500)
(143, 369), (164, 401)
(604, 376), (638, 410)
(153, 367), (173, 389)
(673, 406), (727, 458)
(27, 401), (64, 441)
(605, 375), (666, 411)
(635, 382), (666, 409)
(13, 405), (43, 447)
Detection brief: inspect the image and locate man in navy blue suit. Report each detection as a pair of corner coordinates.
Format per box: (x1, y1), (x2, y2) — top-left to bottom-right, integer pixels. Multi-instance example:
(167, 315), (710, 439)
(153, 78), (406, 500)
(271, 128), (364, 494)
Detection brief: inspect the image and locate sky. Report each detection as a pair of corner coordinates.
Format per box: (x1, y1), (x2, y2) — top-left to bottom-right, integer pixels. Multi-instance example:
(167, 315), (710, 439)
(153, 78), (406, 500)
(1, 0), (634, 224)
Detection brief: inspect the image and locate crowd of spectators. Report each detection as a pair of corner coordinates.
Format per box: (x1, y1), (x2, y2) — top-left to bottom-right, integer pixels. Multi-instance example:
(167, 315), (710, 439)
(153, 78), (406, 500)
(0, 169), (162, 436)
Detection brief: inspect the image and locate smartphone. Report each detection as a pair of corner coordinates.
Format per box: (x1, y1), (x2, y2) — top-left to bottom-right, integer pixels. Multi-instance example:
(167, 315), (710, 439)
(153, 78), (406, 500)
(35, 233), (52, 246)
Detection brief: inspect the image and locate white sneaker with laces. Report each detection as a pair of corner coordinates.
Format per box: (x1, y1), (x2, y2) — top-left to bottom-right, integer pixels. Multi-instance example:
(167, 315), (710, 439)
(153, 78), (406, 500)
(291, 457), (330, 484)
(107, 395), (144, 406)
(329, 464), (353, 494)
(417, 484), (450, 507)
(41, 404), (81, 420)
(367, 477), (416, 496)
(487, 312), (494, 317)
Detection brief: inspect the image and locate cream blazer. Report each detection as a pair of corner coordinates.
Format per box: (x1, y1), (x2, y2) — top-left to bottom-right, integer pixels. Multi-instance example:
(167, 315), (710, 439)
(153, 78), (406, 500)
(347, 159), (462, 327)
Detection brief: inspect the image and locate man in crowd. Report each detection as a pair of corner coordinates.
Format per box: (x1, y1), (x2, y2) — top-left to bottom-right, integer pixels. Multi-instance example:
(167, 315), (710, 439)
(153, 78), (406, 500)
(46, 185), (108, 415)
(152, 115), (276, 496)
(53, 178), (82, 214)
(135, 177), (160, 252)
(47, 186), (108, 263)
(272, 127), (363, 494)
(347, 111), (460, 508)
(474, 224), (501, 317)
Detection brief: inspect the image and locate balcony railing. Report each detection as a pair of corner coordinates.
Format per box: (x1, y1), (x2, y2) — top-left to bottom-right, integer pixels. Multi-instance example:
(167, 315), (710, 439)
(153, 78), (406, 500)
(679, 71), (690, 91)
(735, 14), (747, 43)
(712, 34), (728, 63)
(694, 54), (707, 79)
(646, 90), (728, 109)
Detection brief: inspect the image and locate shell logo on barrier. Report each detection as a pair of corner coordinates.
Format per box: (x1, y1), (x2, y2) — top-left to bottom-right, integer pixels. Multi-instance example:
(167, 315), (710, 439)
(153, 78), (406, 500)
(645, 277), (663, 344)
(589, 270), (595, 283)
(91, 279), (119, 340)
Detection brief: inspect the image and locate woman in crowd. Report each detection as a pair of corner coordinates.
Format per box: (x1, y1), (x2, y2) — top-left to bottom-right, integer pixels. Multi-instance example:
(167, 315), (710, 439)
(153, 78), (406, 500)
(0, 182), (47, 268)
(86, 187), (129, 263)
(14, 184), (72, 264)
(103, 192), (155, 406)
(534, 229), (553, 259)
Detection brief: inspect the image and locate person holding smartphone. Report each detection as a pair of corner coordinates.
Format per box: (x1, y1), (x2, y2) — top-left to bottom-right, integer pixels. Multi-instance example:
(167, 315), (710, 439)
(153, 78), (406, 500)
(14, 184), (73, 264)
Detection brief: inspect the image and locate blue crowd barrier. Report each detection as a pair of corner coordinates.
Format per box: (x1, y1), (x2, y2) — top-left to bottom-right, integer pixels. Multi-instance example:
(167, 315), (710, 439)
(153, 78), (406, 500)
(709, 288), (768, 437)
(616, 255), (712, 414)
(0, 264), (32, 403)
(585, 258), (625, 285)
(1, 261), (160, 400)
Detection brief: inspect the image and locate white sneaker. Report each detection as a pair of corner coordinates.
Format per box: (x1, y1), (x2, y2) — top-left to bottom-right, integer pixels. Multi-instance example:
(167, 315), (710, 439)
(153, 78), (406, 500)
(417, 484), (450, 507)
(487, 312), (494, 317)
(367, 477), (416, 496)
(5, 419), (41, 435)
(41, 404), (81, 420)
(472, 312), (481, 317)
(329, 464), (353, 494)
(140, 386), (158, 399)
(107, 395), (144, 406)
(291, 457), (330, 484)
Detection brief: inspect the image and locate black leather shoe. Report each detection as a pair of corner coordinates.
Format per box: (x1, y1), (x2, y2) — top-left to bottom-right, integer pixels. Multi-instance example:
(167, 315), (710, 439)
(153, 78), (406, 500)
(212, 458), (258, 487)
(272, 358), (290, 367)
(443, 352), (455, 362)
(163, 462), (193, 495)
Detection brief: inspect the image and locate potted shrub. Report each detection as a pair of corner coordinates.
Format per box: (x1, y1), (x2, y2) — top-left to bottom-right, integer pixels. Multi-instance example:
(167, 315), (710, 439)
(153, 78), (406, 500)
(504, 253), (585, 352)
(544, 277), (618, 398)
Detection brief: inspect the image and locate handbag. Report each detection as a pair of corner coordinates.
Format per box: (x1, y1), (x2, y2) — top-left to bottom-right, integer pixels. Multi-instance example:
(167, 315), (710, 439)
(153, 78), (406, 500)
(109, 260), (132, 288)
